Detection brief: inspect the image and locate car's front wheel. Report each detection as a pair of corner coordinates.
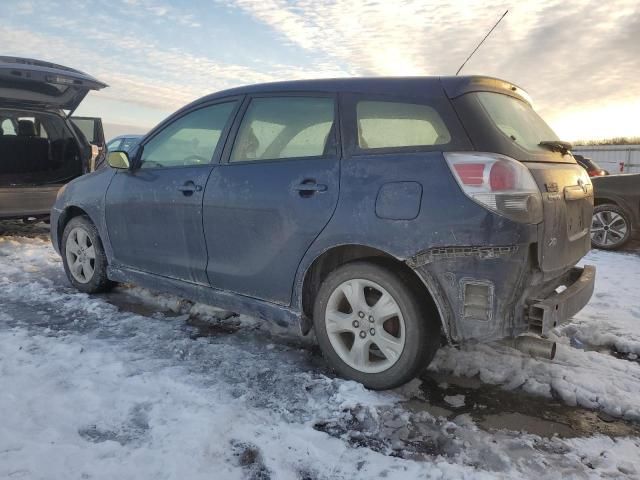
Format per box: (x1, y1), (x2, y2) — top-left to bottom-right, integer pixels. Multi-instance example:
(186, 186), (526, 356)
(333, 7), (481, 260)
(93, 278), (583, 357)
(591, 204), (631, 250)
(313, 261), (440, 390)
(61, 215), (113, 293)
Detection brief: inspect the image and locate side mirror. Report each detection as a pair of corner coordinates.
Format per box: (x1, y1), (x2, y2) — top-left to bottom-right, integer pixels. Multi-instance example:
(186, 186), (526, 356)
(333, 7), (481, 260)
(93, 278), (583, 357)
(107, 151), (131, 169)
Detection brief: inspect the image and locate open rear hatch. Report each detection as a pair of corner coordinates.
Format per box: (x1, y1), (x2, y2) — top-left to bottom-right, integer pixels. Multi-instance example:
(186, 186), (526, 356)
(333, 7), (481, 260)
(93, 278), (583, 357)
(0, 56), (107, 115)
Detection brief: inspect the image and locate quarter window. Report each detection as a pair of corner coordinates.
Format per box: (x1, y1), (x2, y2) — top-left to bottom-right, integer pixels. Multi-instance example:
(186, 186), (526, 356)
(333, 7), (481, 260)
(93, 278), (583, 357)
(356, 100), (451, 149)
(230, 97), (335, 162)
(141, 102), (236, 169)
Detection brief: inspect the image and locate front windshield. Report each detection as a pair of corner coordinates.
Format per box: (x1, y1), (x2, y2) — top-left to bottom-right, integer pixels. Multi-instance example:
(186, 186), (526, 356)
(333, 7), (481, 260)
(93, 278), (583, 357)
(475, 92), (559, 152)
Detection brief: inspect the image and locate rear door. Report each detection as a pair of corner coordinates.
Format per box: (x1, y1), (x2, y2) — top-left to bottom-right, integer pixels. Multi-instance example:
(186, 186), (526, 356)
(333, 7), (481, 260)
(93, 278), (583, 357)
(202, 94), (340, 304)
(70, 116), (105, 170)
(105, 100), (240, 284)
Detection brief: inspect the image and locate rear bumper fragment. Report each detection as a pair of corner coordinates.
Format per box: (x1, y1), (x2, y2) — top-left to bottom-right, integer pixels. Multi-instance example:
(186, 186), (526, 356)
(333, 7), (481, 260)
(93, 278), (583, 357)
(526, 265), (595, 336)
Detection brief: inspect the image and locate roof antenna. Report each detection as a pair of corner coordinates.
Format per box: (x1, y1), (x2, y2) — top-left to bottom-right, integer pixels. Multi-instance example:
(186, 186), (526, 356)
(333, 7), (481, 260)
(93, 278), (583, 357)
(456, 10), (509, 75)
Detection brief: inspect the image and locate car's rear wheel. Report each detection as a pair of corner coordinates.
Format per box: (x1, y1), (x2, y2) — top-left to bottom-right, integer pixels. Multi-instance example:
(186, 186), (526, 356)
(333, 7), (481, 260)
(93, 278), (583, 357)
(313, 261), (440, 390)
(61, 215), (113, 293)
(591, 204), (631, 250)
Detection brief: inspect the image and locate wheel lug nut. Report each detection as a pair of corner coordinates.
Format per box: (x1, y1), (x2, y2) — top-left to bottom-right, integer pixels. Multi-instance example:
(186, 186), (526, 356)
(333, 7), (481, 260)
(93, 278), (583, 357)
(368, 315), (374, 322)
(352, 320), (360, 328)
(359, 331), (366, 338)
(370, 328), (375, 336)
(358, 311), (365, 318)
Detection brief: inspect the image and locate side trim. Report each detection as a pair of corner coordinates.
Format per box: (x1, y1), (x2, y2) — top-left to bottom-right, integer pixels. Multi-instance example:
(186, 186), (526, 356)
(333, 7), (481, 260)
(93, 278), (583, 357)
(107, 265), (301, 329)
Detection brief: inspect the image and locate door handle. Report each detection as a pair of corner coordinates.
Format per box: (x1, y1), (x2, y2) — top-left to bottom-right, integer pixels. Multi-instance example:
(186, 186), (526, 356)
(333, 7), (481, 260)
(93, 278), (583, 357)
(177, 181), (203, 195)
(293, 182), (328, 194)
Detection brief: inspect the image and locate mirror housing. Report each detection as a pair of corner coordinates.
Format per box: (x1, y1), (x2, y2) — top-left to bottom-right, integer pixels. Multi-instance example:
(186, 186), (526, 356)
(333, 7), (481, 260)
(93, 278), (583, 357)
(107, 151), (131, 169)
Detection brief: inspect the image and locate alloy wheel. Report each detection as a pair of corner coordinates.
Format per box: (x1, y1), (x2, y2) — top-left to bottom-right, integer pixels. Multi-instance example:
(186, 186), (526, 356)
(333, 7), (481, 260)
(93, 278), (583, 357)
(325, 278), (406, 374)
(591, 210), (628, 248)
(65, 227), (96, 283)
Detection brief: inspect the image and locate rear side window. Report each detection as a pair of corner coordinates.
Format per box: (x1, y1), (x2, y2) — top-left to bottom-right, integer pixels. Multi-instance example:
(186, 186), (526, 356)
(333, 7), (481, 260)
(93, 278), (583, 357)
(230, 97), (335, 162)
(356, 101), (451, 149)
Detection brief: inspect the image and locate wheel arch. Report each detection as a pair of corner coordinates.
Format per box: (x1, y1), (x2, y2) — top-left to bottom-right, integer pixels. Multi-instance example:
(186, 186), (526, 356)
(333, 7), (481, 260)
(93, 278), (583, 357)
(56, 205), (92, 251)
(297, 243), (443, 336)
(594, 197), (619, 207)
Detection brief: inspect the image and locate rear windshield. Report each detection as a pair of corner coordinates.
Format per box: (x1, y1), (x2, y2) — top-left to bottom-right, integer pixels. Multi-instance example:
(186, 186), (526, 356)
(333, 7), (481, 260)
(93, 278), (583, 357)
(475, 92), (560, 153)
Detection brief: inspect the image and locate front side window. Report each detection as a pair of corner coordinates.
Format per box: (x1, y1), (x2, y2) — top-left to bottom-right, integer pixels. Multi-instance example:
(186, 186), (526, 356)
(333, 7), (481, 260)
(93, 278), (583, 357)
(356, 100), (451, 150)
(141, 102), (236, 169)
(230, 97), (335, 162)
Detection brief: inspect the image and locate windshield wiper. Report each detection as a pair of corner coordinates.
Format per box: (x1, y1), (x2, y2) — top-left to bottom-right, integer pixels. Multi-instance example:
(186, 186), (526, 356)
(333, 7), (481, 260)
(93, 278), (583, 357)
(539, 140), (572, 154)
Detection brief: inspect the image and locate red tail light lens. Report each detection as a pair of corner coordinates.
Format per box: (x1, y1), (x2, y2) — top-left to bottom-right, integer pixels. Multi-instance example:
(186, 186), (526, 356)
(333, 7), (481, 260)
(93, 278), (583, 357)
(453, 163), (485, 186)
(489, 161), (516, 191)
(444, 152), (543, 224)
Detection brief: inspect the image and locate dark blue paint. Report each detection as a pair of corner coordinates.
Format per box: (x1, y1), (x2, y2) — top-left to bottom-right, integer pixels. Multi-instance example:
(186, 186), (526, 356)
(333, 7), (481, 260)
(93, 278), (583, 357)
(50, 76), (582, 345)
(105, 166), (213, 284)
(375, 182), (423, 220)
(203, 157), (340, 304)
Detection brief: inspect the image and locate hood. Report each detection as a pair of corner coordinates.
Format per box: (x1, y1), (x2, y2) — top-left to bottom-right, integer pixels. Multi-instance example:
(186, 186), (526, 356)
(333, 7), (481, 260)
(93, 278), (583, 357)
(0, 56), (107, 114)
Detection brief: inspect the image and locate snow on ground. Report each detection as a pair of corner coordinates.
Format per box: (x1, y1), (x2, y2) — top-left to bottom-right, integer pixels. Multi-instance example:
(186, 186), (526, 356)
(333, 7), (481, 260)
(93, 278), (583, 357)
(1, 225), (640, 479)
(430, 248), (640, 421)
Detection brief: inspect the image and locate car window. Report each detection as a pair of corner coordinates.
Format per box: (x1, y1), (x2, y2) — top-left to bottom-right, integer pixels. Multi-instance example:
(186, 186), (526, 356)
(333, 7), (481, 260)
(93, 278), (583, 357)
(475, 92), (559, 152)
(70, 118), (96, 143)
(107, 138), (123, 151)
(356, 100), (451, 149)
(141, 102), (236, 169)
(230, 97), (335, 162)
(1, 118), (16, 135)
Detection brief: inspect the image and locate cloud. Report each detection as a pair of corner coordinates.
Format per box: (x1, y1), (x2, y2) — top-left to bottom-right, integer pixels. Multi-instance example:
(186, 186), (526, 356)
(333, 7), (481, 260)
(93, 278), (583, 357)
(0, 23), (350, 115)
(229, 0), (640, 136)
(119, 0), (202, 27)
(2, 0), (639, 139)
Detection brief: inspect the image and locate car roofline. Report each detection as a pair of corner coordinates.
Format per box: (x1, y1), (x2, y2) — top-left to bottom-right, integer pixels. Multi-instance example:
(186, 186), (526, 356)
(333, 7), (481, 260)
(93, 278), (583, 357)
(184, 75), (531, 108)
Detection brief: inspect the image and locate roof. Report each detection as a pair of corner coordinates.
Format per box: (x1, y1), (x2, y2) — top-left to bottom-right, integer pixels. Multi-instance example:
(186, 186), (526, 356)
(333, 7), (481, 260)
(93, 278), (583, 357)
(195, 75), (529, 105)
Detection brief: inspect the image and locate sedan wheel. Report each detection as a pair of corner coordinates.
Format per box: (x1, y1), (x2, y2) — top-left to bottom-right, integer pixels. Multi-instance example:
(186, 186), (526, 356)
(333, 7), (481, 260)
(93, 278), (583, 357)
(61, 215), (114, 293)
(325, 278), (406, 374)
(591, 205), (631, 250)
(65, 227), (96, 283)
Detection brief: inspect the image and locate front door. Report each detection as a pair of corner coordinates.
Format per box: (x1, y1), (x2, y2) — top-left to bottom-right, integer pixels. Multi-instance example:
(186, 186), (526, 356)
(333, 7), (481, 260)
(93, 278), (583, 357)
(105, 100), (239, 284)
(203, 95), (340, 304)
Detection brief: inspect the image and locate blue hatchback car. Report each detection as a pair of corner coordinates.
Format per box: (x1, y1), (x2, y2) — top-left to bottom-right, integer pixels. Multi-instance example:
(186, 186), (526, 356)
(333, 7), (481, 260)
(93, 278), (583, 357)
(51, 77), (596, 389)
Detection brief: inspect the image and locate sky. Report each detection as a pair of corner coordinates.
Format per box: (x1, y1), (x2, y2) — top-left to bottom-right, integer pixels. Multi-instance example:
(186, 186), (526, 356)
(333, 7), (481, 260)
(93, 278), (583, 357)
(1, 0), (639, 141)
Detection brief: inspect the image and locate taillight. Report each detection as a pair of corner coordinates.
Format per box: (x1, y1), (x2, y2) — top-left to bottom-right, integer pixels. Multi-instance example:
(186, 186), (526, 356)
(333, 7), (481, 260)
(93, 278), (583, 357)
(445, 152), (543, 224)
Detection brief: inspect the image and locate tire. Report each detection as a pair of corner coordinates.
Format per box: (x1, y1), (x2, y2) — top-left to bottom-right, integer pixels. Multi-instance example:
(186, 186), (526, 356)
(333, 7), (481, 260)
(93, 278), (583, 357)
(313, 261), (440, 390)
(61, 215), (113, 293)
(591, 204), (632, 250)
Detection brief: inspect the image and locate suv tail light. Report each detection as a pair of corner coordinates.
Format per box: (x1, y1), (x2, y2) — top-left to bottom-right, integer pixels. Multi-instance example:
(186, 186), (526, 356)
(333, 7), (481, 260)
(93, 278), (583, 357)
(445, 152), (543, 224)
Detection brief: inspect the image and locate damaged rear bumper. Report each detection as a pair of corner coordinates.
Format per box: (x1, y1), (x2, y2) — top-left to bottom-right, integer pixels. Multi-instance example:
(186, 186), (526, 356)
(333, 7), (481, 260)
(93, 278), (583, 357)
(408, 245), (596, 344)
(526, 265), (595, 336)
